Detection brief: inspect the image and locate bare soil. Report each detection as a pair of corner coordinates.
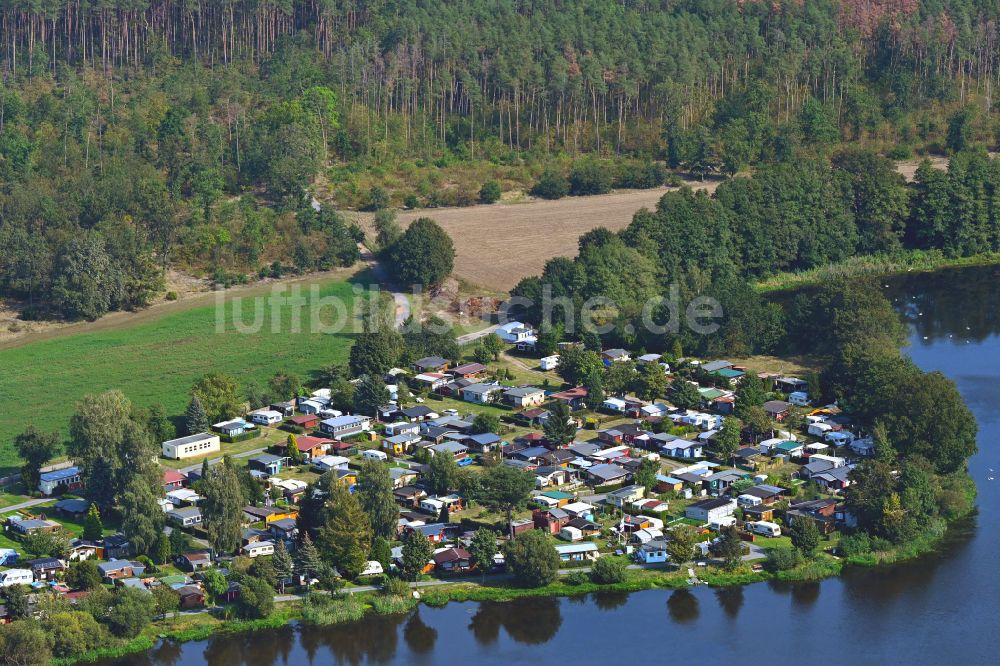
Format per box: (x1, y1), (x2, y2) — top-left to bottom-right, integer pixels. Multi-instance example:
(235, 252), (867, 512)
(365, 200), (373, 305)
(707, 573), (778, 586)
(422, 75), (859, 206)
(354, 178), (726, 291)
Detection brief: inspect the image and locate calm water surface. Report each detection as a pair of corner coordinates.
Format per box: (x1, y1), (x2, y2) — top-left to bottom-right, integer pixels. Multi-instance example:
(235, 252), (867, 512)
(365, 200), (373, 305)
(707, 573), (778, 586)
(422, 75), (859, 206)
(110, 266), (1000, 666)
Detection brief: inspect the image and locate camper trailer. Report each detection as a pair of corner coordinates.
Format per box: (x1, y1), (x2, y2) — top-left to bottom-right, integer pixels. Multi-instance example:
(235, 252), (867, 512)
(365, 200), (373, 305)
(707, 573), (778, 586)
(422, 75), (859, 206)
(747, 521), (782, 537)
(0, 568), (34, 587)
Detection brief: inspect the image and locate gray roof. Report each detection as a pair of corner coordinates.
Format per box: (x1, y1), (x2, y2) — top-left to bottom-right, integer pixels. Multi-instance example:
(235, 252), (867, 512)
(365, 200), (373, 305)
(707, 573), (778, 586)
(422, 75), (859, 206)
(250, 453), (285, 465)
(587, 463), (629, 481)
(163, 432), (216, 447)
(169, 507), (201, 518)
(504, 386), (544, 398)
(701, 360), (733, 372)
(430, 441), (468, 455)
(414, 356), (449, 368)
(463, 382), (503, 395)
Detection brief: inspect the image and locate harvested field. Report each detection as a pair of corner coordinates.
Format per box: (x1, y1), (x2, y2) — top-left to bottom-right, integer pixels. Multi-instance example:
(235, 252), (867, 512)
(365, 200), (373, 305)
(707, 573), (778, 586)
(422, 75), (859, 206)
(354, 179), (725, 291)
(351, 154), (961, 293)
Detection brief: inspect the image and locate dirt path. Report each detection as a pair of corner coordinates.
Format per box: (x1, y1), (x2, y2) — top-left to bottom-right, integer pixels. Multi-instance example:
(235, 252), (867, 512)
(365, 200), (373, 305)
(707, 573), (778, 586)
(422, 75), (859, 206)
(358, 243), (411, 327)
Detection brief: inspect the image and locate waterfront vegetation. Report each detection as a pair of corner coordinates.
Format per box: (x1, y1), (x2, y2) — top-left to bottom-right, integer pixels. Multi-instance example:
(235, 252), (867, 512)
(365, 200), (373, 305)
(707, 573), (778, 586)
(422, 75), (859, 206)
(0, 4), (993, 664)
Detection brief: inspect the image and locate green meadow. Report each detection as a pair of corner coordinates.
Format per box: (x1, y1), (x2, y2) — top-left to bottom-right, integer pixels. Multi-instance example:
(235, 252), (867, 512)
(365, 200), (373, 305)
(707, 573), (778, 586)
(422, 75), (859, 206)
(0, 275), (367, 471)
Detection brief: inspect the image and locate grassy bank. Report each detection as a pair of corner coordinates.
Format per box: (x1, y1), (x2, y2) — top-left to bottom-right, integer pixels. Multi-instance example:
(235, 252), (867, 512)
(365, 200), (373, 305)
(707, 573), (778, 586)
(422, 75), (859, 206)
(0, 275), (363, 469)
(754, 250), (1000, 294)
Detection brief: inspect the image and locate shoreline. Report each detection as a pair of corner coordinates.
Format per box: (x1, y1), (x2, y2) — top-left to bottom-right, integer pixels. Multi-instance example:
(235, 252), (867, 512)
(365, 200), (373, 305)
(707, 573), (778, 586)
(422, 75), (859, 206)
(754, 250), (1000, 294)
(67, 499), (975, 666)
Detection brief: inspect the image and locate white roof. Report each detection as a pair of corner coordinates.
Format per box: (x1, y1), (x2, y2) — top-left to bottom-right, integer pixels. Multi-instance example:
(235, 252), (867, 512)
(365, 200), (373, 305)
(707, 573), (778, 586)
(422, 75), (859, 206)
(273, 478), (308, 491)
(167, 489), (202, 502)
(562, 502), (595, 515)
(314, 455), (350, 467)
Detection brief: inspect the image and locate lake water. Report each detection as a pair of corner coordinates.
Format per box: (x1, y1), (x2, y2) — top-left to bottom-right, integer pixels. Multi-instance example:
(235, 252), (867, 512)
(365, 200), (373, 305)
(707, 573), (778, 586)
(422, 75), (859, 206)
(108, 266), (1000, 665)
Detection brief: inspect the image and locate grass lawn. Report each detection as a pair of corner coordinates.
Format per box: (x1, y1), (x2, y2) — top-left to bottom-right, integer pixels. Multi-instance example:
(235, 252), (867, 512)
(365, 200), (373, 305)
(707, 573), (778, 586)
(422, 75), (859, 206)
(0, 276), (364, 472)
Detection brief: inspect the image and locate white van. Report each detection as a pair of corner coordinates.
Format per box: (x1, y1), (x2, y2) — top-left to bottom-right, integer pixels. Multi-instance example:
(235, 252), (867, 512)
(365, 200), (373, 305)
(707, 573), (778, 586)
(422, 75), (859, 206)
(362, 449), (388, 462)
(0, 568), (34, 587)
(748, 521), (782, 537)
(359, 560), (384, 576)
(709, 516), (738, 531)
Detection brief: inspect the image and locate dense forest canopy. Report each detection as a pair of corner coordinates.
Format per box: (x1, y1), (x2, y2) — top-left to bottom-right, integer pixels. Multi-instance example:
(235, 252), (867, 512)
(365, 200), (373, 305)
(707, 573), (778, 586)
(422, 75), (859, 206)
(510, 148), (1000, 357)
(1, 1), (1000, 320)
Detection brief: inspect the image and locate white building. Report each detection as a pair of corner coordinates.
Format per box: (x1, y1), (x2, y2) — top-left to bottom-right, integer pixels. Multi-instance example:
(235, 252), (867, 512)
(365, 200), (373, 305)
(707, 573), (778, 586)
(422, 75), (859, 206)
(242, 541), (276, 558)
(540, 355), (560, 371)
(685, 498), (737, 524)
(162, 433), (221, 460)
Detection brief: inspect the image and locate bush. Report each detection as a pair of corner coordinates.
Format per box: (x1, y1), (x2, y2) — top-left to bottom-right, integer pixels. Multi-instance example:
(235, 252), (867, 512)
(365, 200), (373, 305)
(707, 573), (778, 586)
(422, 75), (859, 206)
(886, 145), (913, 160)
(614, 161), (667, 189)
(564, 571), (589, 586)
(590, 556), (627, 584)
(837, 532), (876, 557)
(165, 291), (178, 301)
(665, 172), (684, 187)
(220, 429), (262, 444)
(404, 193), (420, 209)
(531, 168), (569, 199)
(765, 547), (802, 572)
(368, 186), (390, 211)
(570, 159), (613, 195)
(381, 576), (410, 597)
(479, 180), (502, 204)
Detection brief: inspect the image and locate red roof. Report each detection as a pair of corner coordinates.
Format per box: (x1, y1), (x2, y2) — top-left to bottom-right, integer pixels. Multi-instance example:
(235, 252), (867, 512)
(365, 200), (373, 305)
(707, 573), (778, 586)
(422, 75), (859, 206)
(288, 415), (319, 426)
(283, 435), (333, 452)
(297, 435), (333, 451)
(551, 387), (588, 400)
(163, 470), (186, 485)
(433, 547), (471, 564)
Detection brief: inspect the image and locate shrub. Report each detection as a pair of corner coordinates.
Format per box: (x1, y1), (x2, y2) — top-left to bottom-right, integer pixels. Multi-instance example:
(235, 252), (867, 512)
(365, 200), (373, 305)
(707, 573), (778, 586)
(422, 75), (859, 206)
(531, 168), (569, 199)
(368, 186), (390, 211)
(479, 180), (502, 203)
(614, 161), (667, 189)
(165, 291), (178, 301)
(381, 576), (410, 597)
(665, 172), (684, 187)
(570, 159), (613, 195)
(564, 571), (589, 586)
(765, 547), (802, 572)
(837, 532), (873, 558)
(590, 556), (627, 584)
(404, 193), (420, 209)
(886, 145), (913, 160)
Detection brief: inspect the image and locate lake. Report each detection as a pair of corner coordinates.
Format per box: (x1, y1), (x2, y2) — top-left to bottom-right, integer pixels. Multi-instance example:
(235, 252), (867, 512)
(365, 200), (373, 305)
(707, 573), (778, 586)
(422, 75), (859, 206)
(107, 265), (1000, 665)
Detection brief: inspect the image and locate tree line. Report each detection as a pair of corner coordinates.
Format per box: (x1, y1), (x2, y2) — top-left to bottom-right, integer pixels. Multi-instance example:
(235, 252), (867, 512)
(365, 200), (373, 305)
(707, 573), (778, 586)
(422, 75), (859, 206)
(2, 2), (1000, 321)
(511, 148), (1000, 358)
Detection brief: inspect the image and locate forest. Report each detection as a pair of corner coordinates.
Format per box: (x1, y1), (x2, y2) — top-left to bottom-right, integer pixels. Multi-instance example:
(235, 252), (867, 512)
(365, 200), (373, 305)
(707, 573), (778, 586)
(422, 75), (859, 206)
(1, 1), (1000, 320)
(509, 147), (1000, 358)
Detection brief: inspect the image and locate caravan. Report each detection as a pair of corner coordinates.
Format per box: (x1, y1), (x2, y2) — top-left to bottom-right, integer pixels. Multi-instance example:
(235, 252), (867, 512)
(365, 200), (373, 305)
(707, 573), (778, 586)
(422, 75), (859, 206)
(747, 521), (782, 537)
(0, 568), (34, 587)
